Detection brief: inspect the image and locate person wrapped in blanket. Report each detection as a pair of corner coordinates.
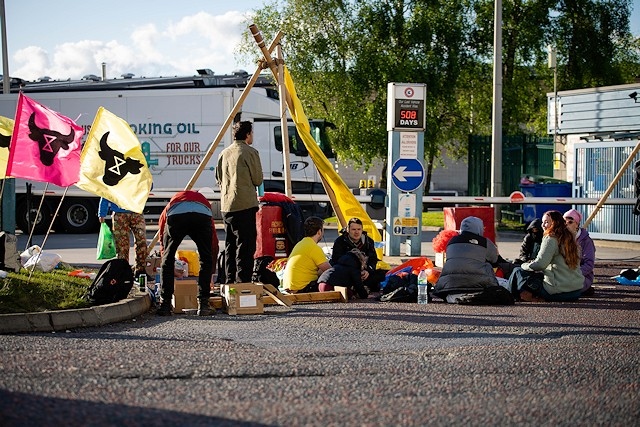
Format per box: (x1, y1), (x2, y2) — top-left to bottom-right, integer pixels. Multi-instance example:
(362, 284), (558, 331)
(432, 216), (513, 305)
(318, 248), (369, 299)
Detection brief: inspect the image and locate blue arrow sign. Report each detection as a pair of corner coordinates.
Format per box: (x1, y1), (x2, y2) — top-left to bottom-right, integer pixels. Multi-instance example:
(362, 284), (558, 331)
(391, 158), (424, 192)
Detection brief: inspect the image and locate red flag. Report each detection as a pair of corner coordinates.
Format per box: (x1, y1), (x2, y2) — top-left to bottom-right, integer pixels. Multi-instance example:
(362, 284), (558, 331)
(6, 93), (84, 187)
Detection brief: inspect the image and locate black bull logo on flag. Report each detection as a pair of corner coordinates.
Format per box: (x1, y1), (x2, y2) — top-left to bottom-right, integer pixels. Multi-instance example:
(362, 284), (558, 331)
(28, 112), (75, 166)
(98, 131), (143, 186)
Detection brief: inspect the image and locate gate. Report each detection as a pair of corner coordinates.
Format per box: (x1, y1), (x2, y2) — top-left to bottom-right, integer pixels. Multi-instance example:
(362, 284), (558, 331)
(573, 140), (640, 241)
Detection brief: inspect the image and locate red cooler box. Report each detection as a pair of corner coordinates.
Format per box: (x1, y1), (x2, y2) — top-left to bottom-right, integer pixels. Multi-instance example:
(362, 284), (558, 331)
(444, 207), (496, 243)
(255, 205), (288, 258)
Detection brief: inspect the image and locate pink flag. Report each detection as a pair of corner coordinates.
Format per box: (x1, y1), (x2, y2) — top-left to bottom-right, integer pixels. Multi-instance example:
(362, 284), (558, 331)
(6, 93), (84, 187)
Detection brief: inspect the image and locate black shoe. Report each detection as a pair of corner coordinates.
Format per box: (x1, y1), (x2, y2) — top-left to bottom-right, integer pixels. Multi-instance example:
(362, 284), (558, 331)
(582, 287), (595, 296)
(156, 304), (173, 316)
(197, 299), (215, 316)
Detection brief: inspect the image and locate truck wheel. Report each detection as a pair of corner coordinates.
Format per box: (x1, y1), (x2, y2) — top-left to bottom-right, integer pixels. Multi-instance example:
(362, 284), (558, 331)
(16, 200), (52, 235)
(59, 199), (99, 234)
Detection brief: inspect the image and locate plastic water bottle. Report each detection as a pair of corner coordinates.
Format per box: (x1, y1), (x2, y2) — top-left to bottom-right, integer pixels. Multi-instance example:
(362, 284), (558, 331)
(155, 267), (162, 285)
(417, 270), (428, 305)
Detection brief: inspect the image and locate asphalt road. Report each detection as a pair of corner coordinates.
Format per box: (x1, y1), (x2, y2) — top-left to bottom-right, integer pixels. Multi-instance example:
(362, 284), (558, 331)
(1, 283), (639, 426)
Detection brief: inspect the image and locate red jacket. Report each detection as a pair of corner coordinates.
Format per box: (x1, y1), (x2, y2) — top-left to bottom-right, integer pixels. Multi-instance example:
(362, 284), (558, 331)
(158, 191), (219, 266)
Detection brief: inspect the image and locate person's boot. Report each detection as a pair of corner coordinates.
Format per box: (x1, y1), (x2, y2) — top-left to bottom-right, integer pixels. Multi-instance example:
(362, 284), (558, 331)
(197, 298), (215, 316)
(156, 302), (173, 316)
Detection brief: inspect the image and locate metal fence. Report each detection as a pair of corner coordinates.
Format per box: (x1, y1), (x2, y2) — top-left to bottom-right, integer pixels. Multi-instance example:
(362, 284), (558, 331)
(468, 135), (554, 197)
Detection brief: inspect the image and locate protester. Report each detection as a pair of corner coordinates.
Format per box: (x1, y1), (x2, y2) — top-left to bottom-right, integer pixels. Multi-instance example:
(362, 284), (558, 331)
(98, 198), (148, 278)
(432, 216), (512, 304)
(216, 121), (263, 283)
(517, 218), (543, 263)
(282, 216), (331, 293)
(330, 217), (387, 293)
(156, 191), (219, 316)
(318, 248), (369, 299)
(508, 210), (583, 302)
(564, 208), (596, 295)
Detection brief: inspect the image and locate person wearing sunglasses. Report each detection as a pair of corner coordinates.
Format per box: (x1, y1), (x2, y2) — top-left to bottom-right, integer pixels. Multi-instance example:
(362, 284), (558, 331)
(563, 209), (596, 295)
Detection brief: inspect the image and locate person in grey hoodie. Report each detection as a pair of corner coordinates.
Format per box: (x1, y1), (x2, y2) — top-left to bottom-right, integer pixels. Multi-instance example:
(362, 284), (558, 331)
(432, 216), (501, 300)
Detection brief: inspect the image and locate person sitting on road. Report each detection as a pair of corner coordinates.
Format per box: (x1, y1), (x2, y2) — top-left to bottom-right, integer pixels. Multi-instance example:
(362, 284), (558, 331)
(516, 218), (543, 263)
(282, 216), (331, 293)
(563, 209), (596, 295)
(318, 248), (369, 299)
(433, 216), (513, 304)
(330, 217), (388, 293)
(508, 210), (583, 302)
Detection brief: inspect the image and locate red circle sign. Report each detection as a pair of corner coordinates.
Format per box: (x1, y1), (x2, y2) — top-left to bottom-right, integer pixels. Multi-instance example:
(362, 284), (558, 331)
(509, 191), (525, 203)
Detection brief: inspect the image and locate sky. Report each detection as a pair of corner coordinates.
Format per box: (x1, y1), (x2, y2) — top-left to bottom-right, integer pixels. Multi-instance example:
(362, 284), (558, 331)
(2, 0), (640, 83)
(2, 0), (267, 81)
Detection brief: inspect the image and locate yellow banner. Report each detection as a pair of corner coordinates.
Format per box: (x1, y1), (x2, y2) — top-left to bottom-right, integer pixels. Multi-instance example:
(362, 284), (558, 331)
(283, 67), (383, 250)
(0, 116), (14, 179)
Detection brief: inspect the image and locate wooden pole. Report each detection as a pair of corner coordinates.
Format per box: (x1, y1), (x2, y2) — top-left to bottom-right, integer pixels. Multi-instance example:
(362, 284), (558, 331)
(249, 24), (344, 224)
(277, 43), (293, 198)
(583, 139), (640, 229)
(184, 30), (284, 190)
(148, 31), (284, 249)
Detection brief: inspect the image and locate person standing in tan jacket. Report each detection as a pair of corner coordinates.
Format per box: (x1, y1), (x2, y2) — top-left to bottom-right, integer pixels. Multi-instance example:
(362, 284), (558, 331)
(216, 121), (263, 283)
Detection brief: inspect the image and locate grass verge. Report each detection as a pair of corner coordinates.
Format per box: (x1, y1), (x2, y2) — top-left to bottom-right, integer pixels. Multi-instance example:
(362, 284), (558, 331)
(0, 266), (94, 314)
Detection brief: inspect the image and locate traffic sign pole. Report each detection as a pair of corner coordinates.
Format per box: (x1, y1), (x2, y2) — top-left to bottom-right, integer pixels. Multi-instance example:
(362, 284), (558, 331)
(385, 82), (426, 256)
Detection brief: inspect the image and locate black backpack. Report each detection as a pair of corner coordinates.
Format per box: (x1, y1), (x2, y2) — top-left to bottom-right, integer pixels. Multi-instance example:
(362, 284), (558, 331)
(85, 259), (134, 305)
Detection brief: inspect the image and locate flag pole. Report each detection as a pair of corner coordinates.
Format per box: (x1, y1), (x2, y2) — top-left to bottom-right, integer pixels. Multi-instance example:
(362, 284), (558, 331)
(147, 31), (284, 250)
(24, 182), (49, 251)
(27, 186), (69, 282)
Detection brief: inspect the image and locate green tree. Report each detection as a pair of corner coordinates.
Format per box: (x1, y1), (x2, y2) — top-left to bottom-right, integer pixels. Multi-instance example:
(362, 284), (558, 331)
(240, 0), (473, 192)
(552, 0), (636, 89)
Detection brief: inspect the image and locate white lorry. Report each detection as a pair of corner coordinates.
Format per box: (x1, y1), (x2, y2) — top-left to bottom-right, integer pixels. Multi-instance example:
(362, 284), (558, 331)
(0, 71), (335, 234)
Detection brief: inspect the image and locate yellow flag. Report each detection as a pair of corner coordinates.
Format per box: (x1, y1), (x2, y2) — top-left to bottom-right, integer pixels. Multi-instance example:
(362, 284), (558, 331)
(0, 116), (15, 179)
(283, 67), (383, 249)
(76, 107), (152, 213)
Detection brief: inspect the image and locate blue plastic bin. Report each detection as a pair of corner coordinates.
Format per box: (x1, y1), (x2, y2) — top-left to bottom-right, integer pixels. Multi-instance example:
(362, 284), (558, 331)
(519, 182), (572, 223)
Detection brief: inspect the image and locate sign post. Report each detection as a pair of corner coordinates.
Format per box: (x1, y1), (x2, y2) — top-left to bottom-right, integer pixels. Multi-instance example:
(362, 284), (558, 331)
(386, 83), (426, 256)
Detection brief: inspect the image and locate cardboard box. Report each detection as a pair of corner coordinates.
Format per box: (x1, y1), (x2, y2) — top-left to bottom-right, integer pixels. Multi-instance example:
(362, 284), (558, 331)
(221, 283), (263, 315)
(172, 278), (198, 313)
